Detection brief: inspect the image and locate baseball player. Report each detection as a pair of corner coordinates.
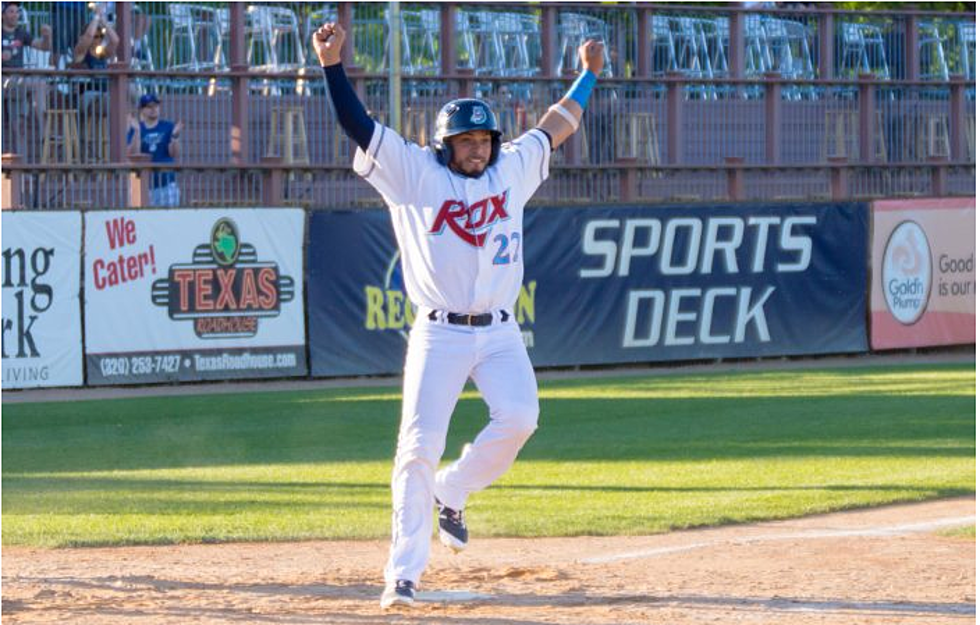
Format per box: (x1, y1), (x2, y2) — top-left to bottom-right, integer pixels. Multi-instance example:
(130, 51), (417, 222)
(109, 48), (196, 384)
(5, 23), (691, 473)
(313, 21), (604, 609)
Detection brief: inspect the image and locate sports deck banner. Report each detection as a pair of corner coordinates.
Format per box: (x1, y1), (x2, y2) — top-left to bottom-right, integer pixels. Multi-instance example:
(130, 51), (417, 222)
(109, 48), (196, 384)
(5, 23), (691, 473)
(870, 198), (975, 350)
(84, 209), (307, 384)
(2, 212), (84, 388)
(309, 203), (868, 376)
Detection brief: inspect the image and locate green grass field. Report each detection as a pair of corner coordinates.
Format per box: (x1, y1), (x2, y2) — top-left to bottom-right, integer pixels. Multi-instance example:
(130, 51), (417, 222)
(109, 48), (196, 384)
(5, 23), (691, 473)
(2, 362), (974, 548)
(939, 525), (976, 539)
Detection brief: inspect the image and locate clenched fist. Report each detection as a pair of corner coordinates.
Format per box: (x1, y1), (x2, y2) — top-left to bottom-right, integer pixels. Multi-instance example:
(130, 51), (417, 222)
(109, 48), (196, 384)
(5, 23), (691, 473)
(579, 39), (604, 75)
(312, 22), (346, 67)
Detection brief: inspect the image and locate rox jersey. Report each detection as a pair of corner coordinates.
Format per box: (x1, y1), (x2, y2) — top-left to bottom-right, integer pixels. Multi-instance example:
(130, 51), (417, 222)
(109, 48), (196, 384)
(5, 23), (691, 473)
(354, 122), (551, 314)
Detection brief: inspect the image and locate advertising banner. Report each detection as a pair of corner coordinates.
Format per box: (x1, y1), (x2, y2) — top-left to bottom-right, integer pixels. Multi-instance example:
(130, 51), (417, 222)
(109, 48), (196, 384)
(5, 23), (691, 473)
(2, 212), (84, 388)
(309, 203), (868, 376)
(84, 209), (307, 384)
(870, 198), (975, 350)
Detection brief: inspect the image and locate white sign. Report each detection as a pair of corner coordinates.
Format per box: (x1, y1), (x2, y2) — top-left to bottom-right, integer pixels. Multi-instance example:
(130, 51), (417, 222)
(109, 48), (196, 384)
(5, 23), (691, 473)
(2, 212), (84, 389)
(84, 209), (307, 384)
(881, 220), (932, 325)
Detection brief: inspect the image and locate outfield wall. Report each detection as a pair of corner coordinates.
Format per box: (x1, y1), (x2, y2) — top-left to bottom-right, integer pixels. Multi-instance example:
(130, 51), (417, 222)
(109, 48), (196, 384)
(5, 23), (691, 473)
(309, 203), (869, 376)
(2, 199), (974, 389)
(869, 198), (976, 350)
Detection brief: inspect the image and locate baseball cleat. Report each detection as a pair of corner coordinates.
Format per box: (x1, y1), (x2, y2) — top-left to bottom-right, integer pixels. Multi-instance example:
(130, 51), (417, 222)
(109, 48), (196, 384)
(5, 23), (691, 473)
(436, 498), (468, 552)
(380, 579), (416, 609)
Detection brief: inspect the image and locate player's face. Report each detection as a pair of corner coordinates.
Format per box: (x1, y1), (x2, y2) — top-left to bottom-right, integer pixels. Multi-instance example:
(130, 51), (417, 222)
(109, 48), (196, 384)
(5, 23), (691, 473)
(448, 130), (493, 176)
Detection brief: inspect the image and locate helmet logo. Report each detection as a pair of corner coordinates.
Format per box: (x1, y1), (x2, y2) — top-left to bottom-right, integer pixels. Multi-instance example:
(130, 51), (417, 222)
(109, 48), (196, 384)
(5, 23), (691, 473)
(470, 106), (487, 124)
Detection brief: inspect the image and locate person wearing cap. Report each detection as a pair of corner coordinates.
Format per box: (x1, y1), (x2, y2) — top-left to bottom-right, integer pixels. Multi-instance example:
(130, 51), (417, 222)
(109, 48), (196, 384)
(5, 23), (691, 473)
(127, 93), (183, 207)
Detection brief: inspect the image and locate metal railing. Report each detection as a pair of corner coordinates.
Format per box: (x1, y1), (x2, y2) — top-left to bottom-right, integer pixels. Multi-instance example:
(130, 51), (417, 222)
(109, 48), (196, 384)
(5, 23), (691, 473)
(1, 2), (975, 210)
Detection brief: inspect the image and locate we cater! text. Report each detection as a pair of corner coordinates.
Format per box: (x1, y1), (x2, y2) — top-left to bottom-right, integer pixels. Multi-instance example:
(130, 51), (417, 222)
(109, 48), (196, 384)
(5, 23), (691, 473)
(92, 216), (158, 290)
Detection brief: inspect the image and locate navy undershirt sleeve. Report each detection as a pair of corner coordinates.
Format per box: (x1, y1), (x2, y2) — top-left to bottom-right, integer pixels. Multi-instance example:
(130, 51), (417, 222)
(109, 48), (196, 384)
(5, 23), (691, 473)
(323, 63), (374, 152)
(537, 128), (555, 152)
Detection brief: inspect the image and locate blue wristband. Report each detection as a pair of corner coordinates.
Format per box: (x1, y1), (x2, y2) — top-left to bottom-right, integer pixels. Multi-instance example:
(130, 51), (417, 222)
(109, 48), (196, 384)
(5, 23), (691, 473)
(566, 69), (597, 110)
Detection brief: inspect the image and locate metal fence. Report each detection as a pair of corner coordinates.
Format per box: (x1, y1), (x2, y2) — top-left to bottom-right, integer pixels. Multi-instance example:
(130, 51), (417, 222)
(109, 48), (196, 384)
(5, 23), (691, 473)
(26, 2), (966, 81)
(1, 2), (975, 210)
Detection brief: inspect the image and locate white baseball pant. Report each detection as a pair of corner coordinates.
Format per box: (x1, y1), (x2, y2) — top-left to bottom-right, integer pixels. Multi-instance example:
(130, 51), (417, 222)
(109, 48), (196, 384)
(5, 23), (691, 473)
(383, 315), (539, 585)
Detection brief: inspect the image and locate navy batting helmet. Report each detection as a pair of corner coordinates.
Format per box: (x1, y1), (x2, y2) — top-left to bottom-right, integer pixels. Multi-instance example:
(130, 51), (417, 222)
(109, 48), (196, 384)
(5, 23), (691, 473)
(432, 98), (502, 168)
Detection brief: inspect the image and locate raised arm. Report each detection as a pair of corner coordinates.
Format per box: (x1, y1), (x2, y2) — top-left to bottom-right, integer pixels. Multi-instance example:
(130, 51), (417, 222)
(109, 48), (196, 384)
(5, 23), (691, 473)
(168, 121), (183, 159)
(73, 14), (102, 61)
(125, 114), (140, 157)
(33, 24), (52, 52)
(103, 22), (120, 58)
(536, 40), (605, 150)
(312, 22), (374, 152)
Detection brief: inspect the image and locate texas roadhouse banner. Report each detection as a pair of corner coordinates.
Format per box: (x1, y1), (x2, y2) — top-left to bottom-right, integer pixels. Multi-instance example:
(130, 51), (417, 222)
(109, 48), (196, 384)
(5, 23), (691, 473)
(84, 209), (307, 384)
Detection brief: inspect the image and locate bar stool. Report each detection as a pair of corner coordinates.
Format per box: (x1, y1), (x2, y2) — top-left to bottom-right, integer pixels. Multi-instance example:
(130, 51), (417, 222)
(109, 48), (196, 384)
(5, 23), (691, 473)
(402, 108), (431, 147)
(40, 109), (81, 185)
(265, 106), (309, 165)
(916, 113), (950, 159)
(41, 108), (82, 185)
(83, 112), (109, 164)
(821, 109), (886, 161)
(41, 109), (80, 164)
(616, 112), (660, 165)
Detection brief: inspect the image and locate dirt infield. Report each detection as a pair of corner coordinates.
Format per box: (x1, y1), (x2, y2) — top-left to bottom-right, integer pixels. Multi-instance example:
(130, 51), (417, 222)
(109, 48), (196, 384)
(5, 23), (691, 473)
(2, 497), (974, 625)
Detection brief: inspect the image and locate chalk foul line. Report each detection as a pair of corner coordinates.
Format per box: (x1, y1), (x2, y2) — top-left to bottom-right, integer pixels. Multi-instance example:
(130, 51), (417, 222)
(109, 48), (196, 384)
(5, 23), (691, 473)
(579, 515), (976, 564)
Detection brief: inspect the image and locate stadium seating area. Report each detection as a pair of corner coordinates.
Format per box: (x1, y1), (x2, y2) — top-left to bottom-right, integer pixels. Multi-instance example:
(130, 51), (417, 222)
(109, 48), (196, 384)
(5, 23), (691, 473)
(1, 2), (975, 209)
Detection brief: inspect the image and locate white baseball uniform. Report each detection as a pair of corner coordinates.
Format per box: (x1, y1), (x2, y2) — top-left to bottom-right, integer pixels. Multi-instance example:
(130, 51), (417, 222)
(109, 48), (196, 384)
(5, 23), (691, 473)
(353, 120), (551, 586)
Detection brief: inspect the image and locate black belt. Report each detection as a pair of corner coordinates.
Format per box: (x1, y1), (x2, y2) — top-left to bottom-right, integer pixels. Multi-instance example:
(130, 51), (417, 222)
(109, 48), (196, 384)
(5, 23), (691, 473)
(429, 310), (510, 326)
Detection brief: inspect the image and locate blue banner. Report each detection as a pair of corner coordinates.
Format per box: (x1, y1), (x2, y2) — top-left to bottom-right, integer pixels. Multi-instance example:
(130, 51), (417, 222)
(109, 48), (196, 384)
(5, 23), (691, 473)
(308, 203), (869, 376)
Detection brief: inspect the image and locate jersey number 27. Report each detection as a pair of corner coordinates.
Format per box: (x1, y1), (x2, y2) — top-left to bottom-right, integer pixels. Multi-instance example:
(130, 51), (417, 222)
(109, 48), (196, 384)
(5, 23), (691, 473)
(492, 232), (521, 266)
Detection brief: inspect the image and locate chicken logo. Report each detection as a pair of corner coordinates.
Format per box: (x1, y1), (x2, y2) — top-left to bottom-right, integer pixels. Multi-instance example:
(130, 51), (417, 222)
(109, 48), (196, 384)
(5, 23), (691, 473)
(890, 226), (924, 278)
(882, 220), (931, 325)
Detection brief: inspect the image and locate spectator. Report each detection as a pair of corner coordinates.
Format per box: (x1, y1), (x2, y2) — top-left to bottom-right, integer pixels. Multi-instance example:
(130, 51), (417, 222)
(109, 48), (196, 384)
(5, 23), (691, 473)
(72, 2), (116, 70)
(72, 2), (117, 161)
(127, 93), (183, 207)
(2, 1), (51, 155)
(2, 2), (51, 67)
